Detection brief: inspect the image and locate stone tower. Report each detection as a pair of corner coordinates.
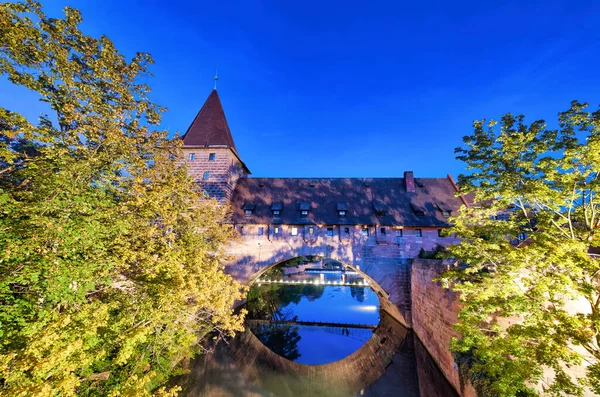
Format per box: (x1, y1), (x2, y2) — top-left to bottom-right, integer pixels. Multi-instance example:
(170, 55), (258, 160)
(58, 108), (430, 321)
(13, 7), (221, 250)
(180, 89), (250, 203)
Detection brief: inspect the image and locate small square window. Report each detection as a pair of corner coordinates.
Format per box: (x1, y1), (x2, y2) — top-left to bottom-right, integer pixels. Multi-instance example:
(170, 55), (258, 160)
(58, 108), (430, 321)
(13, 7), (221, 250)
(416, 229), (422, 237)
(344, 227), (350, 235)
(338, 210), (346, 216)
(203, 171), (210, 180)
(362, 228), (369, 236)
(438, 229), (443, 237)
(301, 210), (309, 216)
(274, 226), (280, 234)
(258, 227), (264, 236)
(291, 227), (298, 236)
(209, 153), (216, 161)
(244, 209), (253, 215)
(308, 227), (314, 234)
(381, 227), (386, 235)
(272, 210), (281, 216)
(327, 227), (334, 236)
(189, 153), (195, 160)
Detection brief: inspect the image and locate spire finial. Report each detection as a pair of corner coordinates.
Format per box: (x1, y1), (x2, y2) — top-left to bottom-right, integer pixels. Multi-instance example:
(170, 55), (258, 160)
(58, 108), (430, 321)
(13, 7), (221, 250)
(213, 66), (218, 90)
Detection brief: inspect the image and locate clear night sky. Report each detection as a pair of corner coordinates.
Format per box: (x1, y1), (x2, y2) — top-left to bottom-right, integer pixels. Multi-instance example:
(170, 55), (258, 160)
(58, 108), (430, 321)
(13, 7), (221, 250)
(1, 1), (599, 179)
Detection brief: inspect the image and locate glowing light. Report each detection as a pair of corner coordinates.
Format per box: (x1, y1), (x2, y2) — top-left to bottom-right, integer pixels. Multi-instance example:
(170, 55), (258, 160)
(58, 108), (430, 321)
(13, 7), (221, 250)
(351, 305), (378, 312)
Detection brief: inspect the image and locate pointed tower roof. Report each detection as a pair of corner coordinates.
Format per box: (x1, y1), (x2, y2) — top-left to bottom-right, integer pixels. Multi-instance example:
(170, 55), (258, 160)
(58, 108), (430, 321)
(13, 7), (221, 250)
(181, 89), (238, 153)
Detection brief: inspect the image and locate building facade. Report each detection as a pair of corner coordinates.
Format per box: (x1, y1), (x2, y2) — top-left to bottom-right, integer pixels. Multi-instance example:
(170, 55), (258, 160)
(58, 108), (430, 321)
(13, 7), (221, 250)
(180, 89), (470, 325)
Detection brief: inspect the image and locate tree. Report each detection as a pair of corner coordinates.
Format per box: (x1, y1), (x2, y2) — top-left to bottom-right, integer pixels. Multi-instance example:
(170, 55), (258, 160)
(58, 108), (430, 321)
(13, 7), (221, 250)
(0, 1), (245, 395)
(439, 101), (600, 396)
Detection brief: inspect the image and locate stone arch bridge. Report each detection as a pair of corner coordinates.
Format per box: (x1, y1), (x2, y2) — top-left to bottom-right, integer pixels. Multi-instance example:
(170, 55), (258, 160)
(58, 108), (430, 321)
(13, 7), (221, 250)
(223, 235), (428, 327)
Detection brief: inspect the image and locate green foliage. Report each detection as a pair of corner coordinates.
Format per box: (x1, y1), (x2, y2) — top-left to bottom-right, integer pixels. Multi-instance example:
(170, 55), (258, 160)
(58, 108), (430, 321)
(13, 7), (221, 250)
(0, 1), (245, 395)
(439, 101), (600, 396)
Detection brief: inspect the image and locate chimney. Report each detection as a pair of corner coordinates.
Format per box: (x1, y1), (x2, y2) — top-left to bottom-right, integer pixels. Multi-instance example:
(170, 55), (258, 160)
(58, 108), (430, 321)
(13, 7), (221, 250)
(404, 171), (415, 193)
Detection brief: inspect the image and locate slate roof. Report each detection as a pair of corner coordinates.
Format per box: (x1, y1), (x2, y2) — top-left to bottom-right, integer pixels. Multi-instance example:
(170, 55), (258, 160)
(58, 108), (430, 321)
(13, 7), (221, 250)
(180, 89), (238, 153)
(230, 177), (471, 226)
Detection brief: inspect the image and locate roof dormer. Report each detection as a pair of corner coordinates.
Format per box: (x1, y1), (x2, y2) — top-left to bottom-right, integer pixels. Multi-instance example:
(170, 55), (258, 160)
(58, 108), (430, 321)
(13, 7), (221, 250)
(299, 202), (311, 216)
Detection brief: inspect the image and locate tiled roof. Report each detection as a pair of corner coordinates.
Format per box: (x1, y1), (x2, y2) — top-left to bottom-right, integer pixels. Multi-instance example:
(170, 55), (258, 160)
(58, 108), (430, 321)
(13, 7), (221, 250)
(230, 177), (471, 226)
(180, 89), (238, 153)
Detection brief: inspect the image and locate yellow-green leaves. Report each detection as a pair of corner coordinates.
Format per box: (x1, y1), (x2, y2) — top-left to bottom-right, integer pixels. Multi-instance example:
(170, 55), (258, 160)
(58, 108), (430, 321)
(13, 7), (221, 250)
(443, 101), (600, 396)
(0, 2), (244, 396)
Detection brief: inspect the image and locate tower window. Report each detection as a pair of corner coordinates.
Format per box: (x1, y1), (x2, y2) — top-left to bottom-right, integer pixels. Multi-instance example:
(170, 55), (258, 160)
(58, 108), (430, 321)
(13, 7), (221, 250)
(301, 210), (309, 216)
(416, 229), (422, 237)
(327, 227), (334, 236)
(338, 210), (347, 216)
(209, 153), (216, 161)
(291, 227), (298, 236)
(189, 153), (195, 160)
(202, 171), (210, 180)
(272, 210), (281, 216)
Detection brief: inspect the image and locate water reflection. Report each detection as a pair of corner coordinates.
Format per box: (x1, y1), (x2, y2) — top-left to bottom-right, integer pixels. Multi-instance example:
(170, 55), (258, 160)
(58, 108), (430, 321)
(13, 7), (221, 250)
(177, 258), (460, 396)
(247, 260), (380, 364)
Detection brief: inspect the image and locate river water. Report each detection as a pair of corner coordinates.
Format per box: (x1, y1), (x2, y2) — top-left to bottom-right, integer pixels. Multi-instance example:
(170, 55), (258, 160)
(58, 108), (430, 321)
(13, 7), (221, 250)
(178, 260), (460, 397)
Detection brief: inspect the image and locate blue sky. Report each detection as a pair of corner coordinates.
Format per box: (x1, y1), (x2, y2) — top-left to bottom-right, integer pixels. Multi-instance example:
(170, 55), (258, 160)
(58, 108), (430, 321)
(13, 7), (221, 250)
(1, 0), (599, 178)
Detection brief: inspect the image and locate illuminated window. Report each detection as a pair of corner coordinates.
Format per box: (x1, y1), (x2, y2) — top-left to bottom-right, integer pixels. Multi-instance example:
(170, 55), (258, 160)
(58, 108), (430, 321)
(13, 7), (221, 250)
(203, 171), (210, 180)
(274, 226), (280, 234)
(273, 210), (280, 215)
(308, 227), (314, 234)
(189, 153), (195, 160)
(338, 210), (346, 216)
(327, 227), (334, 236)
(291, 227), (298, 236)
(301, 210), (309, 216)
(209, 153), (216, 161)
(362, 228), (369, 236)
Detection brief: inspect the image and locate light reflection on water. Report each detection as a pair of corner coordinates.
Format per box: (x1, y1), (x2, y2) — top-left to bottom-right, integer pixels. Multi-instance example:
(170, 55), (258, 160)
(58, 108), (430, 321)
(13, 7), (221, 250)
(247, 265), (380, 364)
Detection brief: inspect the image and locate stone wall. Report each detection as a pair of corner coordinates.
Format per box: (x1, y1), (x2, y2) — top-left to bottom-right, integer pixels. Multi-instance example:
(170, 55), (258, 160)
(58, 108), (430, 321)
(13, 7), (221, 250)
(180, 147), (247, 203)
(411, 259), (476, 397)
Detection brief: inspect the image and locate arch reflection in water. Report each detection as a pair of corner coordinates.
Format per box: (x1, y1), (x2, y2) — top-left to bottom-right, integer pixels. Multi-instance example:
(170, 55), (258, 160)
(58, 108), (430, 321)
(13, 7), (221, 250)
(246, 258), (380, 365)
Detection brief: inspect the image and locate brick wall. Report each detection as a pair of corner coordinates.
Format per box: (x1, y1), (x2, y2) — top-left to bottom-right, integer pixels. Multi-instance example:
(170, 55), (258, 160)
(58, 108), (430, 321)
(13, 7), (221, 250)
(180, 148), (247, 203)
(411, 259), (476, 397)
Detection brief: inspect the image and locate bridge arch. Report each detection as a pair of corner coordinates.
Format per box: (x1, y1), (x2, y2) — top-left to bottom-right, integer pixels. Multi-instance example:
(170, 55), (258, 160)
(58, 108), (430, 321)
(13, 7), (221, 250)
(227, 255), (411, 396)
(241, 254), (408, 328)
